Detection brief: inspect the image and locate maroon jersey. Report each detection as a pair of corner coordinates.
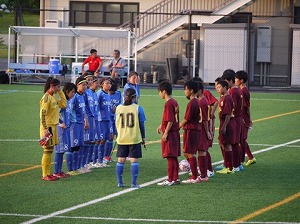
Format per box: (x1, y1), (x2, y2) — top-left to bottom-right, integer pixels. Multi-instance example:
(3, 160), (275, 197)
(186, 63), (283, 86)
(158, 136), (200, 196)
(183, 98), (201, 130)
(218, 94), (235, 145)
(228, 87), (243, 117)
(241, 86), (251, 126)
(199, 97), (210, 151)
(203, 89), (217, 119)
(161, 98), (179, 132)
(83, 56), (102, 71)
(161, 98), (181, 158)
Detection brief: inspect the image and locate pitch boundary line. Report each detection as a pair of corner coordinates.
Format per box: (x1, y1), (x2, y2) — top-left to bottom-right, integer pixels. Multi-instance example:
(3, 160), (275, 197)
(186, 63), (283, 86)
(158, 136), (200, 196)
(20, 139), (300, 224)
(1, 213), (299, 224)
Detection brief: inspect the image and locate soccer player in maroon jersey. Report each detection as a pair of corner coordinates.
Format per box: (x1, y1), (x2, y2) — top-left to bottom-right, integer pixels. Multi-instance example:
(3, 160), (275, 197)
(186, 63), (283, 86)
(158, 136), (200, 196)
(235, 70), (256, 166)
(157, 81), (181, 186)
(82, 49), (103, 76)
(192, 77), (218, 177)
(180, 80), (201, 183)
(222, 69), (243, 172)
(196, 82), (212, 181)
(216, 80), (235, 174)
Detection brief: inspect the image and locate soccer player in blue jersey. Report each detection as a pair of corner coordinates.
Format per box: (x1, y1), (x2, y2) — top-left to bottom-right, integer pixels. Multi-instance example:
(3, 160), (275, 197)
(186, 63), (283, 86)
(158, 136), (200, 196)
(123, 71), (140, 103)
(104, 79), (122, 163)
(97, 77), (112, 167)
(53, 82), (77, 177)
(115, 88), (146, 188)
(82, 72), (96, 172)
(70, 76), (88, 174)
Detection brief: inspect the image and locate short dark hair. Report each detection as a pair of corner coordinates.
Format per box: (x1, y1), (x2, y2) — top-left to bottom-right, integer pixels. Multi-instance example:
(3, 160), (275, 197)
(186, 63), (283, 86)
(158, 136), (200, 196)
(90, 49), (97, 54)
(215, 77), (222, 82)
(114, 49), (120, 55)
(235, 70), (248, 83)
(110, 79), (118, 92)
(222, 69), (235, 82)
(63, 82), (77, 99)
(184, 80), (199, 94)
(191, 77), (204, 85)
(158, 81), (172, 95)
(218, 80), (229, 90)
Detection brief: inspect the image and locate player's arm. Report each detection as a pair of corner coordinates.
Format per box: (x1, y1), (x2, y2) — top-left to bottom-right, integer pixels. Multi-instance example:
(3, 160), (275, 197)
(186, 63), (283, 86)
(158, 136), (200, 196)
(162, 121), (173, 142)
(210, 101), (218, 118)
(40, 96), (50, 136)
(138, 106), (146, 145)
(179, 118), (188, 129)
(57, 89), (67, 109)
(203, 120), (212, 140)
(221, 114), (231, 134)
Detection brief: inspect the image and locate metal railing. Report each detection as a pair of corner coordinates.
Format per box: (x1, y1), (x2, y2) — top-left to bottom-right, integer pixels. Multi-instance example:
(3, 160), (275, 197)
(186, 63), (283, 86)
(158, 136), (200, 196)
(119, 0), (234, 40)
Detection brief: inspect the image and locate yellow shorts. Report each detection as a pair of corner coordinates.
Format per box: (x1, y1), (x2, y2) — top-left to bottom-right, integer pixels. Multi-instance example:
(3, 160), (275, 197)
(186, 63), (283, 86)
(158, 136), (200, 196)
(40, 125), (58, 149)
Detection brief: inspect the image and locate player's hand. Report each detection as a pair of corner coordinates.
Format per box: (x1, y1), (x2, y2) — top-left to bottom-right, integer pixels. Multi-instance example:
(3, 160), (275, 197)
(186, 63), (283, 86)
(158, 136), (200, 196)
(60, 123), (66, 129)
(206, 131), (212, 140)
(156, 125), (162, 134)
(141, 138), (145, 145)
(162, 133), (168, 142)
(44, 128), (50, 136)
(84, 119), (90, 130)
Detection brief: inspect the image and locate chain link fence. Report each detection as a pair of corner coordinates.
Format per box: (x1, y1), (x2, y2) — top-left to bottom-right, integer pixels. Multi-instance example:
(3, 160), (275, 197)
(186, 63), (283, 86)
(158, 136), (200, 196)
(0, 9), (299, 87)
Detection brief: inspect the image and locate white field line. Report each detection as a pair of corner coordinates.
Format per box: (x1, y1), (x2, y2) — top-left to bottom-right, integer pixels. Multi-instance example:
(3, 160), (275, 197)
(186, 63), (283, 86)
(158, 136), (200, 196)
(1, 213), (300, 224)
(20, 139), (300, 224)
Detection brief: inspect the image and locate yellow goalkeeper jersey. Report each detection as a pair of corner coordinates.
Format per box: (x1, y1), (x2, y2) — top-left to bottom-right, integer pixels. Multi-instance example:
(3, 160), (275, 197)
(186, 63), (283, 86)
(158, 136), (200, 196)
(40, 90), (66, 129)
(116, 103), (142, 145)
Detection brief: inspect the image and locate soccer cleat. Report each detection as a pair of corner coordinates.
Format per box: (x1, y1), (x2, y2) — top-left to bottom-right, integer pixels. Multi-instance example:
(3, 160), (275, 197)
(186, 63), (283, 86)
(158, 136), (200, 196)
(118, 183), (125, 188)
(207, 170), (215, 178)
(157, 180), (174, 186)
(77, 167), (92, 173)
(215, 164), (225, 171)
(60, 172), (70, 177)
(199, 176), (209, 182)
(245, 158), (256, 166)
(42, 175), (59, 181)
(131, 184), (140, 188)
(67, 170), (81, 176)
(216, 168), (234, 174)
(100, 162), (110, 168)
(92, 163), (102, 168)
(182, 178), (200, 184)
(174, 179), (181, 185)
(233, 165), (244, 172)
(53, 173), (67, 178)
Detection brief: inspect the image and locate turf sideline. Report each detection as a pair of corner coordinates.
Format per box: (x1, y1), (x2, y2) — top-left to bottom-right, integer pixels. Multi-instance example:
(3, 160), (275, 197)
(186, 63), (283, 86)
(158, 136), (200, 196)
(20, 139), (300, 224)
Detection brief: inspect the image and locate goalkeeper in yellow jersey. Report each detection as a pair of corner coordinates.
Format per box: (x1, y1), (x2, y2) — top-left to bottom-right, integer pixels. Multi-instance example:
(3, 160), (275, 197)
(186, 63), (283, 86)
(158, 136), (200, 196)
(115, 88), (146, 188)
(40, 77), (66, 181)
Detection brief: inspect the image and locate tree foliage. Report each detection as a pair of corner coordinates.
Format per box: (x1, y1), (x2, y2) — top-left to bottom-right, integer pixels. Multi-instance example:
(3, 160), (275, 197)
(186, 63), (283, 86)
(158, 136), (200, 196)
(0, 0), (40, 9)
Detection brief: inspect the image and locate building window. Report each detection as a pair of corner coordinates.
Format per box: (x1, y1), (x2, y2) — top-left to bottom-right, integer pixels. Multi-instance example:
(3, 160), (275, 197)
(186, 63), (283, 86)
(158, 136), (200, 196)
(295, 7), (300, 24)
(70, 1), (139, 27)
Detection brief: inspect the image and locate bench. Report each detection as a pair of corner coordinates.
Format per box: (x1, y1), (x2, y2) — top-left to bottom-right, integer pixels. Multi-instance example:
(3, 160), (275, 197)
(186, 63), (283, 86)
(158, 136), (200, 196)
(7, 63), (63, 84)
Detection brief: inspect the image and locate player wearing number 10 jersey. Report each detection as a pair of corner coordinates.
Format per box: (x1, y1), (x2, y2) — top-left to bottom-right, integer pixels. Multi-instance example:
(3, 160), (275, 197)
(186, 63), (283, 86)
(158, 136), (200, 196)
(115, 88), (146, 188)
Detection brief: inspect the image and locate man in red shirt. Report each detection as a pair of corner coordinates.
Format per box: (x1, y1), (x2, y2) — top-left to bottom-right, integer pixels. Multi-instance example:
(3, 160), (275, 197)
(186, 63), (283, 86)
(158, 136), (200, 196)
(82, 49), (103, 76)
(157, 81), (181, 186)
(180, 80), (201, 183)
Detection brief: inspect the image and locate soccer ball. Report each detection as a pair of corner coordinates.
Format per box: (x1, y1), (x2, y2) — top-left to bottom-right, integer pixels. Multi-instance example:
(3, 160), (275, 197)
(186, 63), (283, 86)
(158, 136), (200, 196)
(179, 159), (190, 172)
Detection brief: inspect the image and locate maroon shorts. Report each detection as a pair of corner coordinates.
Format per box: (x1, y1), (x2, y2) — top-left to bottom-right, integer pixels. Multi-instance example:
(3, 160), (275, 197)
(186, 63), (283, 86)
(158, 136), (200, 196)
(198, 130), (209, 151)
(233, 116), (243, 144)
(161, 131), (181, 158)
(183, 129), (200, 154)
(218, 119), (235, 146)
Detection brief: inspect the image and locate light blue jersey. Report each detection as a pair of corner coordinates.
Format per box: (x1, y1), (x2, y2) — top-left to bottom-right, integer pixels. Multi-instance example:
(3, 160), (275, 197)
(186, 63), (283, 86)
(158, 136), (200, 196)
(98, 90), (111, 121)
(123, 82), (140, 103)
(110, 90), (122, 120)
(70, 92), (85, 123)
(83, 88), (95, 117)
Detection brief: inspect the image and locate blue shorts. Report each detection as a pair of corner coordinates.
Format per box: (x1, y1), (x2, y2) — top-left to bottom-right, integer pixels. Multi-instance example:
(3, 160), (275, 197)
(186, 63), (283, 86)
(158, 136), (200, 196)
(95, 120), (101, 141)
(100, 120), (112, 141)
(70, 122), (84, 148)
(55, 126), (71, 153)
(84, 116), (95, 142)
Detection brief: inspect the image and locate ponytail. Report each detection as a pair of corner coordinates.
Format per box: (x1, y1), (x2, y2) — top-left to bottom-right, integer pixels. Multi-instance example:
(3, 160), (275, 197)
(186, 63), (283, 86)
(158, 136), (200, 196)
(124, 88), (136, 105)
(44, 77), (60, 93)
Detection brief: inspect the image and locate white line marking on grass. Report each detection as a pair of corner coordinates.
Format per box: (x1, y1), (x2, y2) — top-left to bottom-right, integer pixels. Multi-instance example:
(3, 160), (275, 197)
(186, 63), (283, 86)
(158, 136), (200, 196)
(20, 139), (300, 224)
(1, 213), (300, 224)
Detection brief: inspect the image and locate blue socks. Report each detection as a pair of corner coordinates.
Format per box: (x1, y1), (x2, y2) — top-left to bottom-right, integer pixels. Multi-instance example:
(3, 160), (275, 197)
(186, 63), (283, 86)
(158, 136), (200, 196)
(86, 145), (94, 164)
(131, 162), (139, 186)
(116, 162), (124, 185)
(98, 144), (105, 164)
(92, 144), (99, 164)
(54, 153), (64, 174)
(65, 152), (73, 172)
(104, 140), (113, 157)
(73, 151), (79, 171)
